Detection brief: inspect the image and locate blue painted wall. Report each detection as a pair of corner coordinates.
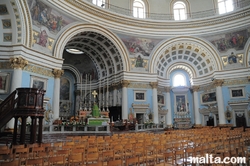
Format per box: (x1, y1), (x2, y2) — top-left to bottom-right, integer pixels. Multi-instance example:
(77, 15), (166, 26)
(22, 71), (54, 104)
(127, 88), (153, 117)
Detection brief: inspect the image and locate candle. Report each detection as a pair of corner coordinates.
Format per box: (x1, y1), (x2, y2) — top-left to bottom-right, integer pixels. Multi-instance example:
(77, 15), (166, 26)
(99, 79), (101, 109)
(80, 74), (82, 98)
(90, 75), (92, 101)
(106, 76), (108, 107)
(85, 74), (87, 105)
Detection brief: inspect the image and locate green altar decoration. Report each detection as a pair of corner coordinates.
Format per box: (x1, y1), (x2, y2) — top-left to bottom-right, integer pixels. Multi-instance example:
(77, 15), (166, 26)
(88, 118), (110, 126)
(87, 91), (110, 126)
(92, 103), (100, 118)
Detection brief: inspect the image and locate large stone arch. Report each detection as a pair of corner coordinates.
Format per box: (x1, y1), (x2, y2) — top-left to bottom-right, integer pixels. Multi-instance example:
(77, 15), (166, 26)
(150, 36), (222, 80)
(53, 23), (130, 74)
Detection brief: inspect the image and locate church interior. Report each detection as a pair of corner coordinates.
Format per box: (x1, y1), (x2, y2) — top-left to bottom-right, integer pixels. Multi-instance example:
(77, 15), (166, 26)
(0, 0), (250, 165)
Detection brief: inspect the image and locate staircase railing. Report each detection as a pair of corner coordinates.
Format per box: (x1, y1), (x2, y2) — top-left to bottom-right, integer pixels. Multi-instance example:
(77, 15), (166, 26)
(0, 90), (18, 129)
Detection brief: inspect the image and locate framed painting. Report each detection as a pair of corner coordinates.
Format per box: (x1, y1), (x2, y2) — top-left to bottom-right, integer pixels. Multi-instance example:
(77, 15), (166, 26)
(134, 91), (146, 101)
(30, 75), (47, 90)
(157, 94), (165, 105)
(229, 87), (245, 98)
(200, 91), (217, 104)
(0, 73), (10, 94)
(175, 95), (187, 112)
(60, 77), (70, 100)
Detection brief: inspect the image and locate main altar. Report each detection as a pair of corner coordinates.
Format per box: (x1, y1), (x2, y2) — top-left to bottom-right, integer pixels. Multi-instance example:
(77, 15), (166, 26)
(78, 90), (110, 126)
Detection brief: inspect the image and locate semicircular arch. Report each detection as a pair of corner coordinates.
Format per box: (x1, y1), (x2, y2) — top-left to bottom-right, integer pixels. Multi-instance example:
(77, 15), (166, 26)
(53, 23), (130, 72)
(149, 36), (222, 79)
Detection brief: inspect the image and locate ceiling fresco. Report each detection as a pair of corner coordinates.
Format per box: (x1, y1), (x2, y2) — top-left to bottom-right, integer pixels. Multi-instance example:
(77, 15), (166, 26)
(118, 34), (162, 57)
(206, 28), (250, 52)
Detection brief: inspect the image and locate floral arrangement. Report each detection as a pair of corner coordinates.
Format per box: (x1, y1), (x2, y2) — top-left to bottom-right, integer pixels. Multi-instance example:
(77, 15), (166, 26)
(144, 120), (154, 126)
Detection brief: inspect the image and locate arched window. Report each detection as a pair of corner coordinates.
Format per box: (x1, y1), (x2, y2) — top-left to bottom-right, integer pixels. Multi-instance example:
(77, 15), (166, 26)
(218, 0), (234, 14)
(92, 0), (105, 8)
(133, 0), (145, 18)
(173, 74), (186, 87)
(173, 1), (187, 20)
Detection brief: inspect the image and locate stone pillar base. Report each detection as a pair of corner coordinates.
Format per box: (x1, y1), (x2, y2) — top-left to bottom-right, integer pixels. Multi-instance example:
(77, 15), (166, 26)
(194, 124), (202, 128)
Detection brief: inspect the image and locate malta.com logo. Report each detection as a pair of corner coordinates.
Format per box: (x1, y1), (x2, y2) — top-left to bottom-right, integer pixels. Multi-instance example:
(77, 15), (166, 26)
(190, 154), (246, 164)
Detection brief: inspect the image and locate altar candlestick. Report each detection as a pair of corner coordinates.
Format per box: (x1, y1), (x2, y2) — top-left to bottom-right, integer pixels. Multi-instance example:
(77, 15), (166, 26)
(102, 79), (105, 111)
(80, 74), (82, 98)
(89, 75), (92, 110)
(85, 74), (87, 105)
(106, 77), (108, 108)
(99, 79), (101, 110)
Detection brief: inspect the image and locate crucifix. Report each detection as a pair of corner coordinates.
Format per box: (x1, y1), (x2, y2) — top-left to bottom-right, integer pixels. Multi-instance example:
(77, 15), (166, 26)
(92, 90), (98, 103)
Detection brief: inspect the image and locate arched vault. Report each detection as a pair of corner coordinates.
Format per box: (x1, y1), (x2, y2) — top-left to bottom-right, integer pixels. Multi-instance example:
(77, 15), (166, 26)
(149, 36), (222, 81)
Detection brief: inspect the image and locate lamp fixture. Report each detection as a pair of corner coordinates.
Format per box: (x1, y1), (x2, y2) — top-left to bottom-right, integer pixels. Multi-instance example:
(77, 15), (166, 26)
(66, 48), (84, 54)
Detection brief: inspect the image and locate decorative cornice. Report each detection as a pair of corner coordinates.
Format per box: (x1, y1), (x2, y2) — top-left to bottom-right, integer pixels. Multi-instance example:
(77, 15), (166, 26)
(199, 105), (218, 114)
(121, 80), (130, 88)
(52, 69), (64, 78)
(24, 65), (54, 77)
(150, 82), (158, 89)
(223, 78), (249, 86)
(128, 83), (151, 89)
(213, 79), (224, 87)
(0, 62), (11, 69)
(191, 85), (200, 92)
(9, 57), (28, 70)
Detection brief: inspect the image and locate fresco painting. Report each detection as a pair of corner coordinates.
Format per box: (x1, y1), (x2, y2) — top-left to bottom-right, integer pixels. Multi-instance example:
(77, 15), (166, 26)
(28, 0), (74, 34)
(208, 29), (250, 52)
(119, 35), (161, 57)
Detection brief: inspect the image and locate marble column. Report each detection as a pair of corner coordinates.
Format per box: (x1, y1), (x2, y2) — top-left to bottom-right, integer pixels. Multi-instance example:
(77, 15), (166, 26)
(213, 79), (226, 125)
(192, 85), (201, 126)
(6, 57), (28, 130)
(164, 87), (172, 126)
(52, 69), (64, 120)
(112, 84), (118, 106)
(150, 82), (159, 124)
(121, 80), (130, 120)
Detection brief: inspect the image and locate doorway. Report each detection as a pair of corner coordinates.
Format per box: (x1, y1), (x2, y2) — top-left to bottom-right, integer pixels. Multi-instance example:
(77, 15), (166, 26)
(235, 113), (246, 127)
(207, 116), (214, 126)
(109, 106), (122, 122)
(136, 113), (144, 124)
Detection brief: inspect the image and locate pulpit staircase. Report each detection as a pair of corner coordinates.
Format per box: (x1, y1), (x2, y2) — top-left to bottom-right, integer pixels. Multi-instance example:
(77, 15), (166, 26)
(0, 88), (46, 145)
(0, 90), (17, 130)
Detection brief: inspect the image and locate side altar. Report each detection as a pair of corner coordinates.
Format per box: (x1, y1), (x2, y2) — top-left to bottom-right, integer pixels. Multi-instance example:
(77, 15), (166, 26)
(174, 118), (192, 129)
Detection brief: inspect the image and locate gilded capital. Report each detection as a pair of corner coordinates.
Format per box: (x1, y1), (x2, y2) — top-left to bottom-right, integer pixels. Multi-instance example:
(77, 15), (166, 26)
(192, 85), (200, 92)
(9, 57), (28, 69)
(150, 82), (158, 89)
(164, 86), (171, 93)
(213, 79), (224, 87)
(52, 69), (64, 78)
(121, 80), (130, 87)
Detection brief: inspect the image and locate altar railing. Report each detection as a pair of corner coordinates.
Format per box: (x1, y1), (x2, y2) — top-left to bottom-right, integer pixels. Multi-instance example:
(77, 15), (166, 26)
(43, 124), (110, 134)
